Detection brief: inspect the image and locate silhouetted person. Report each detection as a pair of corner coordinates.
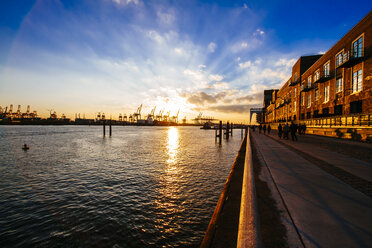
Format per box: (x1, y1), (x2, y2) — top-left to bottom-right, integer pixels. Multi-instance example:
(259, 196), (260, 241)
(303, 124), (307, 134)
(259, 124), (262, 133)
(278, 124), (282, 139)
(263, 125), (266, 134)
(290, 121), (298, 141)
(267, 125), (271, 134)
(283, 123), (289, 139)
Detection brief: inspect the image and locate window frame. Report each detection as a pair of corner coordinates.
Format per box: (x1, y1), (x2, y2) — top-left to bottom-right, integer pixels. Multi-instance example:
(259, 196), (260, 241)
(323, 61), (330, 77)
(335, 49), (344, 67)
(335, 77), (343, 93)
(324, 85), (330, 103)
(352, 33), (364, 58)
(352, 69), (363, 93)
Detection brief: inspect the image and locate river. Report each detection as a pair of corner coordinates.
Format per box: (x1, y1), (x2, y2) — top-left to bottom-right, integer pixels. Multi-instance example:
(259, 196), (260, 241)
(0, 125), (242, 247)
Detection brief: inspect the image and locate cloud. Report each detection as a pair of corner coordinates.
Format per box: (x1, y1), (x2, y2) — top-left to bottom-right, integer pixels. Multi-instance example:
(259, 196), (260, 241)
(208, 42), (217, 53)
(147, 30), (164, 44)
(255, 28), (265, 36)
(239, 60), (252, 69)
(187, 92), (217, 105)
(206, 104), (258, 114)
(112, 0), (140, 5)
(208, 82), (229, 90)
(235, 92), (262, 103)
(274, 58), (296, 68)
(208, 74), (223, 82)
(157, 10), (176, 25)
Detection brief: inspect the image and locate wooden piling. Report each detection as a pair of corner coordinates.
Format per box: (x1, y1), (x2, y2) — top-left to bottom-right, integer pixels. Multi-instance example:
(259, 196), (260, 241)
(219, 121), (222, 144)
(109, 119), (112, 136)
(226, 122), (230, 140)
(103, 120), (106, 137)
(231, 122), (233, 136)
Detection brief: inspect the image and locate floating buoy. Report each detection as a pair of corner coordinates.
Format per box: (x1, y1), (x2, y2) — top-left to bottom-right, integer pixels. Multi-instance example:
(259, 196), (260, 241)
(22, 144), (30, 150)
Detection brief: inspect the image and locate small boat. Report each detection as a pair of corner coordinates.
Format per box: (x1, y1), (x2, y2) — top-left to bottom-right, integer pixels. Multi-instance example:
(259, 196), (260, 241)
(22, 144), (30, 150)
(200, 121), (213, 129)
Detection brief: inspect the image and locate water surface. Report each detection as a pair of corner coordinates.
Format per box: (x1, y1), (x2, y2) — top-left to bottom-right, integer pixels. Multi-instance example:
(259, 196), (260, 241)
(0, 126), (242, 247)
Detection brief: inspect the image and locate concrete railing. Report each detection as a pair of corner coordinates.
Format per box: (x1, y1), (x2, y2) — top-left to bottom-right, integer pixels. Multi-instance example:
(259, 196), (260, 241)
(237, 129), (262, 248)
(200, 131), (247, 248)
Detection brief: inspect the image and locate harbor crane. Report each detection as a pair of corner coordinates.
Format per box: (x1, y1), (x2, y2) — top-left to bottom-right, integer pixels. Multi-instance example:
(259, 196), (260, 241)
(133, 104), (142, 121)
(147, 106), (156, 120)
(156, 109), (164, 121)
(171, 109), (180, 123)
(163, 111), (170, 122)
(193, 112), (216, 124)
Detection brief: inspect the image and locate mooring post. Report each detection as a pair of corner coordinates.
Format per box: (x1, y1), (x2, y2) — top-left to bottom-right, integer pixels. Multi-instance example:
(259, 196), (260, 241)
(241, 128), (243, 139)
(219, 121), (222, 144)
(103, 120), (106, 137)
(109, 119), (112, 136)
(231, 122), (233, 136)
(226, 121), (230, 140)
(215, 128), (217, 143)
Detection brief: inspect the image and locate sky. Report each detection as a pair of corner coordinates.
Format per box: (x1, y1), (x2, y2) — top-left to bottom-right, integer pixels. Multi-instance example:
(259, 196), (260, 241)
(0, 0), (370, 123)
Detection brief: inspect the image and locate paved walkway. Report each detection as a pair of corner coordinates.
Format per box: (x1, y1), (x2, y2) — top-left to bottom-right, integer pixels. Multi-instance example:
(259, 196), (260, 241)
(251, 131), (372, 248)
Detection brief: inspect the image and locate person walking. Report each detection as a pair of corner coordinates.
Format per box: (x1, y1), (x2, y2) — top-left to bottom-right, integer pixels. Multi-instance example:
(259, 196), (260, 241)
(259, 124), (262, 133)
(278, 123), (282, 139)
(284, 123), (289, 139)
(263, 125), (266, 134)
(268, 124), (271, 134)
(290, 121), (298, 141)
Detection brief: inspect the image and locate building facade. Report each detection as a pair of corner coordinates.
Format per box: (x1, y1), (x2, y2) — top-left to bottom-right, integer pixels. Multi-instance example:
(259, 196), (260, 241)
(264, 11), (372, 126)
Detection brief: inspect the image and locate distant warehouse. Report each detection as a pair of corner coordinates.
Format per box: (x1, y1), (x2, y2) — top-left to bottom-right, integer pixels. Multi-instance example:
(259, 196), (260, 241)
(263, 11), (371, 135)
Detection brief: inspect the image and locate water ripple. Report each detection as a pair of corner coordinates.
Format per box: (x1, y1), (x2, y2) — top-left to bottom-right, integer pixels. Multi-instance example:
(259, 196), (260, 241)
(0, 126), (241, 247)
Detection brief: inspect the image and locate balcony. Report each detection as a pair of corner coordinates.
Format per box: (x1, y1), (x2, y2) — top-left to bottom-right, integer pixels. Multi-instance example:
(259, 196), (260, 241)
(337, 47), (371, 68)
(289, 80), (300, 86)
(314, 70), (333, 84)
(301, 84), (315, 92)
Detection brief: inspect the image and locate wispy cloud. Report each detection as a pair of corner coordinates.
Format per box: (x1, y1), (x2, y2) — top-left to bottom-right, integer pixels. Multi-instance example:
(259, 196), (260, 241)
(208, 42), (217, 53)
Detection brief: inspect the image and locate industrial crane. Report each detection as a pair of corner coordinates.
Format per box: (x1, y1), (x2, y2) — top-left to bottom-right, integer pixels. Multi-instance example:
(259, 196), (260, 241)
(171, 109), (180, 123)
(133, 104), (142, 121)
(156, 109), (164, 121)
(147, 106), (156, 120)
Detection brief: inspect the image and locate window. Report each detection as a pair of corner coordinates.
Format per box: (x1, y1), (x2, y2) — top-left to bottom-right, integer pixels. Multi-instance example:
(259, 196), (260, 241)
(336, 51), (343, 67)
(294, 88), (297, 96)
(336, 77), (343, 93)
(350, 100), (362, 114)
(352, 69), (362, 93)
(324, 85), (329, 102)
(323, 107), (329, 116)
(314, 70), (320, 82)
(315, 89), (319, 101)
(334, 105), (343, 115)
(307, 94), (311, 108)
(324, 62), (330, 77)
(293, 101), (296, 112)
(294, 72), (298, 82)
(307, 76), (312, 87)
(353, 36), (363, 58)
(301, 95), (305, 106)
(306, 112), (311, 119)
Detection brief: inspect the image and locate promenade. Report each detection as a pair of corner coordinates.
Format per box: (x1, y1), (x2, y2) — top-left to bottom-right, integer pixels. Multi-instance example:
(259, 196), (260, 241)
(252, 130), (372, 247)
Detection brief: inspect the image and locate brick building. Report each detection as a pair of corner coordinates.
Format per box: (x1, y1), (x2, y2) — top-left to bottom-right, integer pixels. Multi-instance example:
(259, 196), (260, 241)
(264, 11), (372, 127)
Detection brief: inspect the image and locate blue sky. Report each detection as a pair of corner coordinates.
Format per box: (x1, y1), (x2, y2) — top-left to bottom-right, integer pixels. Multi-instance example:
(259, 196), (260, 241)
(0, 0), (370, 122)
